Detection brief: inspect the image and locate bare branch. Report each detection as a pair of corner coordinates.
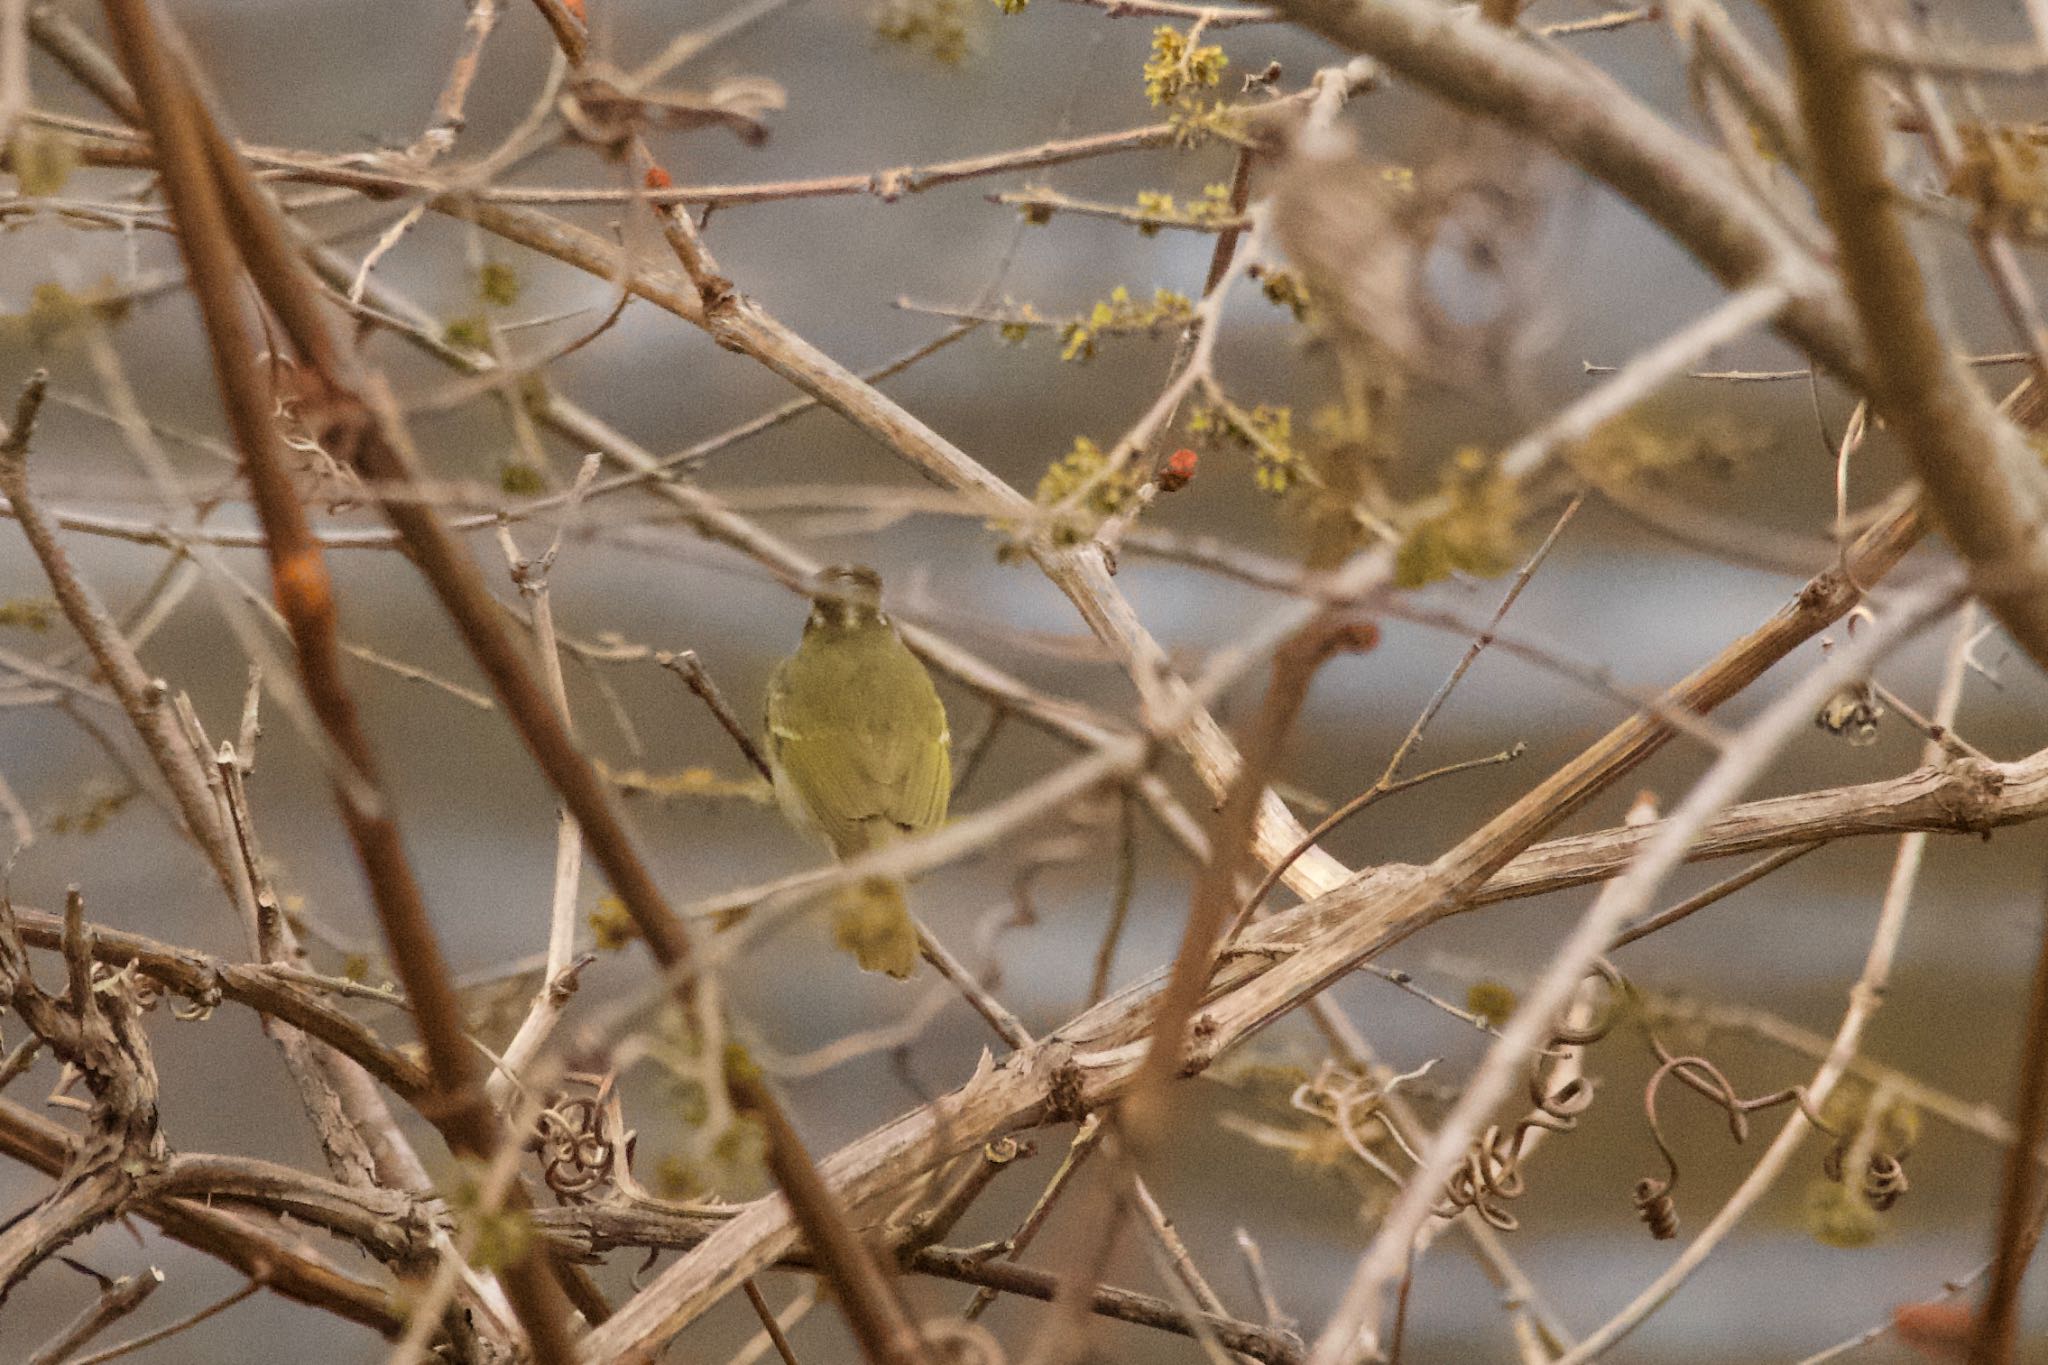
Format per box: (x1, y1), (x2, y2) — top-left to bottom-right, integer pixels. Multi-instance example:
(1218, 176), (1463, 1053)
(0, 370), (241, 896)
(0, 1099), (404, 1334)
(65, 1278), (262, 1365)
(1272, 0), (1863, 382)
(0, 888), (163, 1301)
(1305, 579), (1959, 1363)
(1975, 862), (2048, 1357)
(1766, 0), (2048, 671)
(97, 1), (577, 1351)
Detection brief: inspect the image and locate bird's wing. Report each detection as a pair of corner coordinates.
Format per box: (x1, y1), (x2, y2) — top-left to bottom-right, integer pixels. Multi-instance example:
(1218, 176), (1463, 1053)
(847, 652), (949, 835)
(768, 644), (950, 852)
(767, 657), (868, 851)
(878, 711), (949, 836)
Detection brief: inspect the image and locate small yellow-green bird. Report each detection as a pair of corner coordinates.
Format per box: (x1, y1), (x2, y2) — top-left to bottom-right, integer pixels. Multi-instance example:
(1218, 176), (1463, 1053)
(764, 565), (950, 977)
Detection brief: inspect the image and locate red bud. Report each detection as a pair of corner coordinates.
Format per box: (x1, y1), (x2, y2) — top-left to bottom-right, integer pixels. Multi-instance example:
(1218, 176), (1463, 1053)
(1159, 447), (1198, 491)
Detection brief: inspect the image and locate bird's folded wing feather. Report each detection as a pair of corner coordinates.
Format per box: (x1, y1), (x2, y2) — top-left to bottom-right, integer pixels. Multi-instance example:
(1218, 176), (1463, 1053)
(766, 650), (950, 852)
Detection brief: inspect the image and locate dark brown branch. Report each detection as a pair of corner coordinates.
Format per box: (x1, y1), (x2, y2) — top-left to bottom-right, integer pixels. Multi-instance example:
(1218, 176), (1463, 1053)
(101, 0), (471, 1101)
(41, 0), (750, 997)
(657, 649), (772, 782)
(1036, 614), (1373, 1365)
(193, 95), (705, 997)
(521, 1201), (1305, 1364)
(908, 1247), (1305, 1364)
(1125, 613), (1379, 1154)
(727, 1054), (931, 1365)
(742, 1279), (803, 1365)
(1971, 874), (2048, 1363)
(95, 2), (576, 1355)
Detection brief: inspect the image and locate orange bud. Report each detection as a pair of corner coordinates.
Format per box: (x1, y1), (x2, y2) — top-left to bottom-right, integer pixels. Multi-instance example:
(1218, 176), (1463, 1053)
(644, 165), (673, 191)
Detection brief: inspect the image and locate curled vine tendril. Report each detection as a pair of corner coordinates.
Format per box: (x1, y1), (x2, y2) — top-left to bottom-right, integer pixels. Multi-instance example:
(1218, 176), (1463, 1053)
(533, 1075), (626, 1202)
(1426, 958), (1912, 1241)
(1433, 961), (1621, 1231)
(1822, 1130), (1912, 1211)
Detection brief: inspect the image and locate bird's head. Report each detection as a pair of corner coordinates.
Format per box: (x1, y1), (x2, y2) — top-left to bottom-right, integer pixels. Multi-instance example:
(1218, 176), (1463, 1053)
(806, 564), (886, 633)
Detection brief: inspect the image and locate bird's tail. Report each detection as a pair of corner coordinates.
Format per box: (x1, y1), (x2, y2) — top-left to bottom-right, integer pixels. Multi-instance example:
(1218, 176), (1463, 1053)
(832, 876), (920, 979)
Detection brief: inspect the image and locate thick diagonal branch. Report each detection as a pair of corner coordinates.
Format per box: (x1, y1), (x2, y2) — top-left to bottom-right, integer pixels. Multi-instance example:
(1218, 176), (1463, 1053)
(1765, 0), (2048, 672)
(97, 0), (577, 1354)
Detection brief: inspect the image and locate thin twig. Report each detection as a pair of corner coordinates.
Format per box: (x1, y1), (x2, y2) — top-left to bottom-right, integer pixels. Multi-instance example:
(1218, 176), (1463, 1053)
(1232, 491), (1584, 936)
(742, 1278), (802, 1365)
(917, 920), (1032, 1051)
(964, 1116), (1109, 1321)
(489, 455), (599, 1100)
(0, 370), (238, 896)
(726, 1284), (817, 1365)
(914, 1245), (1306, 1364)
(66, 1277), (262, 1365)
(1088, 791), (1140, 1005)
(659, 649), (772, 781)
(1608, 842), (1822, 950)
(26, 1266), (163, 1365)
